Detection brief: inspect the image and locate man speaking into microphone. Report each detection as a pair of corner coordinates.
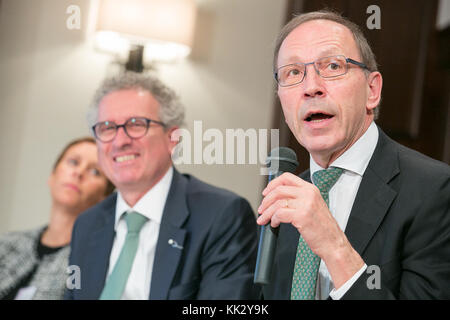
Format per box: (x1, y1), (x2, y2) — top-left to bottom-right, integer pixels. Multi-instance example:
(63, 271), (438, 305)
(257, 10), (450, 300)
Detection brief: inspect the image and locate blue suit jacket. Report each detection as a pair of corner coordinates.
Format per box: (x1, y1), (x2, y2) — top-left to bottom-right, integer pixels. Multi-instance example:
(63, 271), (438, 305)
(65, 169), (260, 299)
(263, 128), (450, 299)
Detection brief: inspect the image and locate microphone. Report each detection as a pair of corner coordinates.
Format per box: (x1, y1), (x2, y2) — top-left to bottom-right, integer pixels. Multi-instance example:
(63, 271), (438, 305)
(254, 147), (299, 285)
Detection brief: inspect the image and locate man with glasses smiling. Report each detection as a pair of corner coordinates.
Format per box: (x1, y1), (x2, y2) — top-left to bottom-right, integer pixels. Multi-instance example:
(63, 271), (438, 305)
(257, 10), (450, 299)
(64, 72), (259, 300)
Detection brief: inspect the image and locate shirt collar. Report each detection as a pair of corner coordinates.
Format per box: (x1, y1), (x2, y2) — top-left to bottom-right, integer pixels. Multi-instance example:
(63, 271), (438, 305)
(310, 121), (379, 177)
(114, 166), (174, 230)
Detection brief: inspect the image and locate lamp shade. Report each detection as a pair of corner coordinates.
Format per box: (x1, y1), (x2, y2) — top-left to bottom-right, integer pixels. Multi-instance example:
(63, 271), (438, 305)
(96, 0), (196, 61)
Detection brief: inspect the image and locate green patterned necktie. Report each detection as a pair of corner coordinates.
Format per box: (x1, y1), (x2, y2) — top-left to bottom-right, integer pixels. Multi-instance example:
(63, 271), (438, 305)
(100, 211), (148, 300)
(290, 167), (343, 300)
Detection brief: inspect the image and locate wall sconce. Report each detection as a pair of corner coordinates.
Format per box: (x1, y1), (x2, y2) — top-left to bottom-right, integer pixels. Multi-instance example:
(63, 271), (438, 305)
(95, 0), (196, 72)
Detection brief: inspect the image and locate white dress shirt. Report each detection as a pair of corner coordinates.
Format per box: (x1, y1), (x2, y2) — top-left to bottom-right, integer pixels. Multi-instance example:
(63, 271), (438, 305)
(106, 167), (173, 300)
(310, 122), (379, 300)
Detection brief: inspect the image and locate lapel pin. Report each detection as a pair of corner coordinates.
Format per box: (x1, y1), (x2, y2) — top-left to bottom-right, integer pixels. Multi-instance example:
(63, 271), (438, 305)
(168, 239), (183, 250)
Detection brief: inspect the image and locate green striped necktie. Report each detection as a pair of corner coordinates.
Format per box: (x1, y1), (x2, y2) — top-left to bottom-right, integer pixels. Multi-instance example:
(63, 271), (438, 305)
(290, 167), (343, 300)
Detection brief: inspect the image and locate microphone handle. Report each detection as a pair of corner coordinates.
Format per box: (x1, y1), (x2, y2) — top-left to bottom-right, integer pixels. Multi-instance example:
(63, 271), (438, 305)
(254, 171), (284, 285)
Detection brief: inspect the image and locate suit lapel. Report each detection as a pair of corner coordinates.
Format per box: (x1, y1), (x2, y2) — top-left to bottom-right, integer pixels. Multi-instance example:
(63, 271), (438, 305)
(268, 224), (300, 299)
(345, 128), (400, 256)
(83, 195), (116, 299)
(149, 169), (189, 299)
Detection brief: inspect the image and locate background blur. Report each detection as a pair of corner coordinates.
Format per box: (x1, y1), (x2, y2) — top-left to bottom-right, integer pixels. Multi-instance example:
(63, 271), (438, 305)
(0, 0), (448, 233)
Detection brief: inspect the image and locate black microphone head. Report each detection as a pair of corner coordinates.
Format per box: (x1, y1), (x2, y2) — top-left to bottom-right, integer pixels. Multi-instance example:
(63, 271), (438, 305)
(266, 147), (299, 174)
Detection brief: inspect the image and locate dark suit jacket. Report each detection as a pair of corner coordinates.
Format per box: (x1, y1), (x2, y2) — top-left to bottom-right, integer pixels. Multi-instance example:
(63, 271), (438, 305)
(65, 169), (260, 299)
(263, 128), (450, 299)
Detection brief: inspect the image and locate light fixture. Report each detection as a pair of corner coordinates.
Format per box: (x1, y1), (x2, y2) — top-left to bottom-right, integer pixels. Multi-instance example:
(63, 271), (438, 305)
(95, 0), (196, 72)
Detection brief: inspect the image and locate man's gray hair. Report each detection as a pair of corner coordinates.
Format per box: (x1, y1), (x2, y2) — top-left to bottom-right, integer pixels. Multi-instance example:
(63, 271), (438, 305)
(273, 10), (381, 119)
(87, 72), (185, 130)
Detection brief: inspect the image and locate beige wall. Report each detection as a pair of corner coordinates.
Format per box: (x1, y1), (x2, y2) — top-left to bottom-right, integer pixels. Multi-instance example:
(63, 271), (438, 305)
(0, 0), (288, 233)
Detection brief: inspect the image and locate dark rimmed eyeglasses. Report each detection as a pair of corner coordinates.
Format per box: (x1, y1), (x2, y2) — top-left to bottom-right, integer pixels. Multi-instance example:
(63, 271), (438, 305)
(92, 117), (166, 143)
(275, 55), (370, 87)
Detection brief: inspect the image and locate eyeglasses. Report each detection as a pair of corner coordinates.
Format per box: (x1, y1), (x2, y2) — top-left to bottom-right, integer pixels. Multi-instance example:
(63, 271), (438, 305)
(92, 117), (166, 143)
(275, 55), (369, 87)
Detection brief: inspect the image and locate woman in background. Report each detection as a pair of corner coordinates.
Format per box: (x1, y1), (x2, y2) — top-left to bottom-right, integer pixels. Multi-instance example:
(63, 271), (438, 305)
(0, 137), (115, 299)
